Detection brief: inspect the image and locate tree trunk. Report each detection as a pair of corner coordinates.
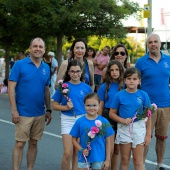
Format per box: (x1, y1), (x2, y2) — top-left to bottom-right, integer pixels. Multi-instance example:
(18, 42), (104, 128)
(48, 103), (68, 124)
(5, 47), (9, 79)
(56, 35), (63, 68)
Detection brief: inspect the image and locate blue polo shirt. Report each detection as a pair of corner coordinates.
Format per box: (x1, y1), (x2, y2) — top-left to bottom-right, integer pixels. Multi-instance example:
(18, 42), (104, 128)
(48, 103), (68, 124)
(135, 52), (170, 107)
(9, 57), (50, 117)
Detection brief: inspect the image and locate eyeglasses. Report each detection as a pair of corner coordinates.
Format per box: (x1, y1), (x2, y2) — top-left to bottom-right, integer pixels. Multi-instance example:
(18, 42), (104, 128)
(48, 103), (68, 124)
(69, 70), (82, 75)
(114, 51), (126, 56)
(85, 104), (98, 109)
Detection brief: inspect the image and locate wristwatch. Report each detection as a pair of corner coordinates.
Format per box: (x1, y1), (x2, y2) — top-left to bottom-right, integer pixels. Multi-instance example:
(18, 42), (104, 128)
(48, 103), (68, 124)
(46, 109), (52, 113)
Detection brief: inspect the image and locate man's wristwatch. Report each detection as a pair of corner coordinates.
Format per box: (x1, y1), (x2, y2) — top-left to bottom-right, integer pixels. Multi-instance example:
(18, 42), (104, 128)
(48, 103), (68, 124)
(46, 109), (52, 113)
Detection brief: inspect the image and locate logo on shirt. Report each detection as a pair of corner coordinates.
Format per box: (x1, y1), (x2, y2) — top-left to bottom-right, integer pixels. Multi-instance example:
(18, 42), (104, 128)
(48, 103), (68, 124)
(164, 62), (169, 68)
(42, 69), (46, 75)
(137, 97), (142, 105)
(80, 90), (84, 95)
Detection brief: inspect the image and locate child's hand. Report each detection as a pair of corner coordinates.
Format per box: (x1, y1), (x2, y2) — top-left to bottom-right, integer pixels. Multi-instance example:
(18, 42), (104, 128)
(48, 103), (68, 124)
(102, 160), (110, 169)
(124, 118), (132, 125)
(67, 101), (73, 109)
(82, 148), (89, 156)
(144, 134), (151, 146)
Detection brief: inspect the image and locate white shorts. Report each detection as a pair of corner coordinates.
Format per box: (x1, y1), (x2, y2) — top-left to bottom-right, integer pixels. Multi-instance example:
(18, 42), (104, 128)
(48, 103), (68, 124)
(115, 120), (146, 148)
(61, 113), (85, 134)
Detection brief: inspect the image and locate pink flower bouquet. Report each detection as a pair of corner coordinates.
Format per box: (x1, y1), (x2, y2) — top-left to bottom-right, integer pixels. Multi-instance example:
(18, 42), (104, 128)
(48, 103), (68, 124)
(58, 80), (76, 117)
(136, 103), (157, 122)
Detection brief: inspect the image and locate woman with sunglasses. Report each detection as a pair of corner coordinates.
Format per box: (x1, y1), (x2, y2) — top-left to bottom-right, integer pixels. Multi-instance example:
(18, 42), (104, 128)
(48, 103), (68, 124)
(110, 43), (129, 70)
(101, 43), (129, 83)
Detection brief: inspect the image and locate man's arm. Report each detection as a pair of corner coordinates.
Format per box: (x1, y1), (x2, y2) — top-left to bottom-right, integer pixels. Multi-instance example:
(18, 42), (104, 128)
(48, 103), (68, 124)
(44, 86), (52, 125)
(8, 81), (19, 124)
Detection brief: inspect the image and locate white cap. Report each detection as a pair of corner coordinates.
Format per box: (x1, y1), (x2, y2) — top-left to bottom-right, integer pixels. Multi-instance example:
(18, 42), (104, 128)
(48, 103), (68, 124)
(48, 51), (55, 57)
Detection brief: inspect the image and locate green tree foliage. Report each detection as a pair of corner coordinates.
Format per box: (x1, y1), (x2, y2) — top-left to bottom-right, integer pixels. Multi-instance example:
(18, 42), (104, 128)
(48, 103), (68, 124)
(0, 0), (141, 78)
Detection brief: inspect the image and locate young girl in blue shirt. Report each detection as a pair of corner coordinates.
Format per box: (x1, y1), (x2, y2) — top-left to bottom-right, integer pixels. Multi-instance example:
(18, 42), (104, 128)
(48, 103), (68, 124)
(109, 67), (152, 170)
(97, 60), (124, 170)
(53, 59), (92, 170)
(70, 92), (114, 170)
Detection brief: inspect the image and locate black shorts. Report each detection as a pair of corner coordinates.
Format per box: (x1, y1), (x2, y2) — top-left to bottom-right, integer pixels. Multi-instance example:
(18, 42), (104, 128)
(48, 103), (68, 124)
(102, 108), (117, 133)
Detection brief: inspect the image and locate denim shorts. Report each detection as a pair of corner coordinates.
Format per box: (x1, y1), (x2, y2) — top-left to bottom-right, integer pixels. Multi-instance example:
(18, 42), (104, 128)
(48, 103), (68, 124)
(78, 161), (103, 169)
(115, 120), (146, 148)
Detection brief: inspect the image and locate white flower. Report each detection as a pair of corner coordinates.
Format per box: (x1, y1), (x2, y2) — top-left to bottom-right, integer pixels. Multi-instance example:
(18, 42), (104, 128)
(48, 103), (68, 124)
(58, 80), (63, 84)
(95, 120), (102, 127)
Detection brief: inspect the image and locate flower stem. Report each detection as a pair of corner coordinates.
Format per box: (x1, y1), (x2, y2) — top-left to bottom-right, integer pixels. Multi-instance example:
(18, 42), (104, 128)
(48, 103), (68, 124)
(71, 108), (76, 118)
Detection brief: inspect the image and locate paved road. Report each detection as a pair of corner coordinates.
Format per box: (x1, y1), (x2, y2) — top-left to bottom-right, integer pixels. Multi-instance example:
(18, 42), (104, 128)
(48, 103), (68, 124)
(0, 93), (170, 170)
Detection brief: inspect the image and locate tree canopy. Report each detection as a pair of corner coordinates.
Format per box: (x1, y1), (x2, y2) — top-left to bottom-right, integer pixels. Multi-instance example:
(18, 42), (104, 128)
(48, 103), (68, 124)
(0, 0), (141, 78)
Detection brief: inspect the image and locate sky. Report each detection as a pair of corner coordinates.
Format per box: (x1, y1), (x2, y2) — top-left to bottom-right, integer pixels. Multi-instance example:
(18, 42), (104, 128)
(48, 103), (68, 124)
(125, 0), (170, 42)
(125, 0), (170, 28)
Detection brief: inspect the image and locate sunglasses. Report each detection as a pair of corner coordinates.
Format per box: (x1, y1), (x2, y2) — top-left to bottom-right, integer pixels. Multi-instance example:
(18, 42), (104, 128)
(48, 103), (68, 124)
(114, 51), (126, 56)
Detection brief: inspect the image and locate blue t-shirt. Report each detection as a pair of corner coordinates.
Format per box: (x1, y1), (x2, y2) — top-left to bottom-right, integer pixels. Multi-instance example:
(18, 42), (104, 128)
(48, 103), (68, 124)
(97, 82), (119, 108)
(52, 82), (92, 116)
(70, 115), (114, 162)
(135, 52), (170, 107)
(110, 89), (151, 120)
(9, 57), (50, 117)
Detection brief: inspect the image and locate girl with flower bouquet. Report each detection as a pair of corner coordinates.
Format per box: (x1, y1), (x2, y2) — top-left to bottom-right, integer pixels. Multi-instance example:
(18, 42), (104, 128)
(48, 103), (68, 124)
(52, 59), (92, 170)
(109, 68), (154, 170)
(70, 93), (114, 170)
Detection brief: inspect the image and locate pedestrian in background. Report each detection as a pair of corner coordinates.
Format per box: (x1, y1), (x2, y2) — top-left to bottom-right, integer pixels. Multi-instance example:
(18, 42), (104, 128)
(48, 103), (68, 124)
(47, 51), (58, 98)
(86, 47), (96, 62)
(8, 37), (52, 170)
(93, 46), (110, 92)
(0, 78), (8, 93)
(135, 33), (170, 170)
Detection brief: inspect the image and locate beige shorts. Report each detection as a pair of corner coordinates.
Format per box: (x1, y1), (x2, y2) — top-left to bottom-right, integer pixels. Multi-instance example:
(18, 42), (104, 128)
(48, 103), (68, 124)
(151, 107), (170, 139)
(15, 115), (45, 141)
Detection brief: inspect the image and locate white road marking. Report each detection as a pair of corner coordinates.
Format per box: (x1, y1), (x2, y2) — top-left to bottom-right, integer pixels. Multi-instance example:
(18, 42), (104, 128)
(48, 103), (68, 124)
(0, 119), (170, 169)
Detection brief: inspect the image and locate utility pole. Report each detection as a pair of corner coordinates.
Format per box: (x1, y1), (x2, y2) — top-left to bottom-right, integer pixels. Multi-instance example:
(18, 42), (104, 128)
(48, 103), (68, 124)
(143, 0), (152, 52)
(147, 0), (152, 37)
